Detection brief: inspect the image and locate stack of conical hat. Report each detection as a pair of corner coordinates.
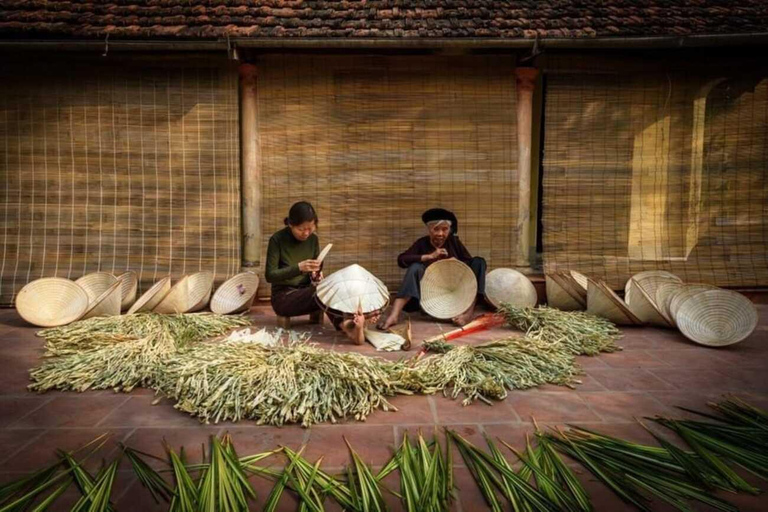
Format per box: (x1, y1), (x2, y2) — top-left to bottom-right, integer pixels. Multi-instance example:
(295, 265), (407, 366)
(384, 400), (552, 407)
(127, 276), (172, 314)
(624, 271), (681, 306)
(654, 281), (687, 326)
(626, 278), (672, 327)
(546, 272), (586, 311)
(586, 279), (641, 326)
(116, 271), (138, 311)
(316, 264), (389, 314)
(81, 281), (122, 320)
(485, 268), (537, 309)
(75, 272), (118, 304)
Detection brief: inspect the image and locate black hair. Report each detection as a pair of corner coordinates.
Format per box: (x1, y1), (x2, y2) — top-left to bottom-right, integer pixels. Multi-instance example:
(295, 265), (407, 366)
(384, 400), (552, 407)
(284, 201), (319, 226)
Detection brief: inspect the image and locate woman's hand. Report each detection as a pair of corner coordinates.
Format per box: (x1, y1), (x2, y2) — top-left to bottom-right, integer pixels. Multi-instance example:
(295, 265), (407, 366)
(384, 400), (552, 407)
(422, 248), (448, 263)
(299, 259), (321, 273)
(310, 271), (324, 283)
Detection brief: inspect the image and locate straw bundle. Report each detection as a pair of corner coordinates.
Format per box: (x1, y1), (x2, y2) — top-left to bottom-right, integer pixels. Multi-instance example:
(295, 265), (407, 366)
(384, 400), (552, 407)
(669, 284), (718, 321)
(210, 272), (260, 315)
(116, 271), (138, 311)
(485, 268), (537, 309)
(545, 273), (585, 311)
(127, 277), (172, 314)
(420, 259), (477, 319)
(75, 272), (119, 303)
(586, 279), (640, 326)
(15, 277), (89, 327)
(81, 281), (122, 320)
(626, 278), (672, 327)
(675, 289), (758, 347)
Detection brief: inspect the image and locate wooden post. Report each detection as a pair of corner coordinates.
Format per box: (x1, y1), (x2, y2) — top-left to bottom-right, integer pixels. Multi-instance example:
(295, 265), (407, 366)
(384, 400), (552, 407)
(239, 63), (261, 269)
(515, 67), (539, 269)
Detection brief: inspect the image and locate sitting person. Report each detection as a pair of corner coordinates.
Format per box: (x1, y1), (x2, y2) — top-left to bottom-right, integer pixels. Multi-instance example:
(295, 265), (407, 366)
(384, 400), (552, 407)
(378, 208), (486, 329)
(266, 201), (369, 344)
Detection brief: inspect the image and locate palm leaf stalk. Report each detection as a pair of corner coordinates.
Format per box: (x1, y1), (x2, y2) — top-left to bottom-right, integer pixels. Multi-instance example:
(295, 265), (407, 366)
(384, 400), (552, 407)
(448, 430), (561, 512)
(545, 426), (743, 511)
(121, 446), (174, 504)
(395, 432), (453, 512)
(344, 437), (389, 512)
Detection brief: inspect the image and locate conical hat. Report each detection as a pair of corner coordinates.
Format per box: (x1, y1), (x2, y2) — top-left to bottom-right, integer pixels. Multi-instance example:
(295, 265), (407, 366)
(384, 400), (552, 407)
(116, 271), (138, 311)
(15, 277), (89, 327)
(626, 278), (672, 327)
(555, 272), (588, 306)
(568, 271), (588, 297)
(624, 271), (681, 305)
(187, 271), (215, 312)
(153, 276), (191, 314)
(676, 289), (758, 347)
(127, 277), (172, 314)
(587, 279), (640, 326)
(420, 259), (477, 320)
(655, 281), (686, 326)
(669, 284), (718, 322)
(81, 281), (122, 320)
(211, 272), (260, 315)
(75, 272), (118, 303)
(316, 264), (389, 314)
(545, 274), (584, 311)
(485, 268), (537, 309)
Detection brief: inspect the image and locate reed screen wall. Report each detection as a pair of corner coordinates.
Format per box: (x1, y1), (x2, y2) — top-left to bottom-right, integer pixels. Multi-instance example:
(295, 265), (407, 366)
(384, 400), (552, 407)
(0, 61), (241, 306)
(541, 66), (768, 289)
(257, 54), (519, 291)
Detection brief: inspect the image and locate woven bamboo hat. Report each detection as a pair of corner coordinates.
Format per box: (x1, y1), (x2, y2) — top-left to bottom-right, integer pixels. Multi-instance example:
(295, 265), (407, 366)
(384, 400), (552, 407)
(211, 272), (260, 315)
(568, 271), (588, 298)
(485, 268), (537, 309)
(546, 274), (583, 311)
(75, 272), (119, 303)
(420, 259), (477, 320)
(587, 279), (641, 326)
(669, 284), (719, 322)
(81, 281), (122, 320)
(127, 276), (172, 314)
(116, 271), (138, 311)
(655, 281), (687, 326)
(316, 264), (389, 314)
(626, 278), (672, 327)
(625, 271), (681, 306)
(153, 276), (191, 314)
(15, 277), (89, 327)
(676, 289), (758, 347)
(187, 271), (215, 312)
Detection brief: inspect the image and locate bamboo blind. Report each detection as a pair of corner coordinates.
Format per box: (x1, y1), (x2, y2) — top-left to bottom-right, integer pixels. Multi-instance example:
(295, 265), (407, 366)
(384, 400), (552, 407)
(257, 55), (519, 291)
(541, 69), (768, 289)
(0, 61), (241, 306)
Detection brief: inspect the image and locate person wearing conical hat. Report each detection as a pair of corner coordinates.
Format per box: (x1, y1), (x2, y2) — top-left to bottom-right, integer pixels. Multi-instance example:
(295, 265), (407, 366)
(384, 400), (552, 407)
(266, 201), (378, 344)
(377, 208), (487, 330)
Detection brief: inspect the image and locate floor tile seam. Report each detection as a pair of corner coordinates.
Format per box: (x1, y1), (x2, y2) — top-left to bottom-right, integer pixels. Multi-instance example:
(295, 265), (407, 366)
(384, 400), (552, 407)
(93, 395), (135, 428)
(4, 395), (56, 428)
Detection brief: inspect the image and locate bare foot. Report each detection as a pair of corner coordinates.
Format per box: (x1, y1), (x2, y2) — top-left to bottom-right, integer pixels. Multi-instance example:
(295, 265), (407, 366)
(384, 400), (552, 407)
(377, 311), (399, 331)
(342, 312), (366, 345)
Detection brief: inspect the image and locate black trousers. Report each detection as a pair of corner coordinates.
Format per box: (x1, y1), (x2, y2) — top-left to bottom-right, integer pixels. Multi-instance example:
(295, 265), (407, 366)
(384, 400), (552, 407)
(271, 286), (343, 329)
(396, 257), (487, 312)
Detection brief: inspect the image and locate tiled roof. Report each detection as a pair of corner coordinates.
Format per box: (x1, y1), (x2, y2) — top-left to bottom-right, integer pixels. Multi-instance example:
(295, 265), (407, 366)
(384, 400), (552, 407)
(1, 1), (767, 40)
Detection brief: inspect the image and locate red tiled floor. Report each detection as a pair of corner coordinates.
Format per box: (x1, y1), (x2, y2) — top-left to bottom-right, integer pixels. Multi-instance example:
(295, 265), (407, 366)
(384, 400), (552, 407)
(2, 305), (768, 511)
(507, 391), (602, 423)
(11, 395), (131, 428)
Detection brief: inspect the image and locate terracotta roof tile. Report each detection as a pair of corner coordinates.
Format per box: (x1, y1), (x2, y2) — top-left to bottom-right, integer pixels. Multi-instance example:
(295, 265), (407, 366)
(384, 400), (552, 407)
(0, 1), (766, 40)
